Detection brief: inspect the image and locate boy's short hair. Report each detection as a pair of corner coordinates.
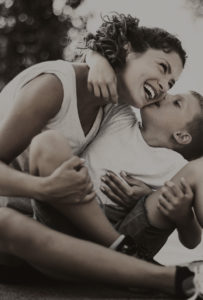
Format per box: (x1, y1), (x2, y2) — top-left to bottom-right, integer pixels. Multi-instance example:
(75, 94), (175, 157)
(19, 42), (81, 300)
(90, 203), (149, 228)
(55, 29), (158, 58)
(86, 13), (187, 69)
(173, 91), (203, 160)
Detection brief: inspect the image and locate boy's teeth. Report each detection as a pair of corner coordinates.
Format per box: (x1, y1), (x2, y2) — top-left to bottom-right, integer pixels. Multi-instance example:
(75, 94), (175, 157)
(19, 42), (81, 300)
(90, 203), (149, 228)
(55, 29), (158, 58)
(144, 83), (156, 99)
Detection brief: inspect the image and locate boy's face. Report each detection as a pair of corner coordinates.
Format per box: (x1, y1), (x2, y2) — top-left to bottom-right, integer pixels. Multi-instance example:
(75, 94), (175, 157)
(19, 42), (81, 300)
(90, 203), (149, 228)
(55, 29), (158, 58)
(141, 92), (200, 142)
(119, 48), (183, 108)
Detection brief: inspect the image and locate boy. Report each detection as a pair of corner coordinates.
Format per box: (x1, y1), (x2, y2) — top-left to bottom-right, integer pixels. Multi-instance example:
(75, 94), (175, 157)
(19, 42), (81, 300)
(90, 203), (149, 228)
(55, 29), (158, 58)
(30, 90), (203, 261)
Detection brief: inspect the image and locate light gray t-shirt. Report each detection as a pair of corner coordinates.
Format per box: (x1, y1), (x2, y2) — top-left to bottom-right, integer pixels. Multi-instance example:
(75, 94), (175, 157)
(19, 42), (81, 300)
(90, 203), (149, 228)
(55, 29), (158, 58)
(82, 104), (188, 205)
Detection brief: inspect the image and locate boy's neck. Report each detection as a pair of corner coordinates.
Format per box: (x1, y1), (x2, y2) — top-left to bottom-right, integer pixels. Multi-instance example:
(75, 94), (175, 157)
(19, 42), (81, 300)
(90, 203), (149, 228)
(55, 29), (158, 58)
(140, 125), (172, 149)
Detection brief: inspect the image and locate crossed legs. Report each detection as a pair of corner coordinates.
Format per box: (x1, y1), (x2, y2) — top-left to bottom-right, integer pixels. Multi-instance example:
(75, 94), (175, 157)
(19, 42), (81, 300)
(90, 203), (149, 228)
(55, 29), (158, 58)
(29, 130), (119, 246)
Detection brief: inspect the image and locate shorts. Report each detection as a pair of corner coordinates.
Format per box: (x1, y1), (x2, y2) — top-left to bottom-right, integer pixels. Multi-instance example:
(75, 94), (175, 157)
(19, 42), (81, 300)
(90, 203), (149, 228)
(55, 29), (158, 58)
(32, 200), (83, 238)
(104, 197), (174, 261)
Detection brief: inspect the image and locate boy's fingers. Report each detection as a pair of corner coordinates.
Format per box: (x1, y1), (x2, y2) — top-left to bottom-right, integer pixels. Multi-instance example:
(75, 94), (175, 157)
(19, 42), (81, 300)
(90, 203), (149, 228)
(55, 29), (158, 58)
(160, 188), (174, 204)
(122, 174), (147, 187)
(101, 175), (127, 200)
(106, 171), (129, 194)
(100, 186), (124, 206)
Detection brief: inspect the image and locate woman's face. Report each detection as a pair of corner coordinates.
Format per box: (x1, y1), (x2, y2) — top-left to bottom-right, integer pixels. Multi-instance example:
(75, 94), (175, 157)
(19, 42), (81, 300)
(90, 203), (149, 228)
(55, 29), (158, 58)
(118, 48), (183, 108)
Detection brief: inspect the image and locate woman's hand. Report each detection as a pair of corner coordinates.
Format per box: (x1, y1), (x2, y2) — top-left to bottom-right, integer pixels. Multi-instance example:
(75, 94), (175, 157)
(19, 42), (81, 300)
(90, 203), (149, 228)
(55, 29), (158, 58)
(86, 50), (118, 104)
(38, 157), (96, 205)
(100, 170), (152, 210)
(157, 177), (194, 225)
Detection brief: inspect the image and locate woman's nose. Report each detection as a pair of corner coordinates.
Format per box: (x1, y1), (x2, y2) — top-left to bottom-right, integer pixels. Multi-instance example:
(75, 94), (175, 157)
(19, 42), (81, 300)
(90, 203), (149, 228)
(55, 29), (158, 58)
(158, 79), (170, 92)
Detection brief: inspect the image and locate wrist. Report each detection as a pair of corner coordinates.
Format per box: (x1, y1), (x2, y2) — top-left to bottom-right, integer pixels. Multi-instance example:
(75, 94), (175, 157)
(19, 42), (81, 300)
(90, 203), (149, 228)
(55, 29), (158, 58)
(86, 50), (106, 67)
(176, 209), (194, 229)
(24, 175), (49, 202)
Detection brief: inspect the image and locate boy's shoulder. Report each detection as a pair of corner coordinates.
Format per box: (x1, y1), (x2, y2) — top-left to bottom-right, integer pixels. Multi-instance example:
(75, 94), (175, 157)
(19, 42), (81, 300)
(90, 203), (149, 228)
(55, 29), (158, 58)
(102, 104), (137, 128)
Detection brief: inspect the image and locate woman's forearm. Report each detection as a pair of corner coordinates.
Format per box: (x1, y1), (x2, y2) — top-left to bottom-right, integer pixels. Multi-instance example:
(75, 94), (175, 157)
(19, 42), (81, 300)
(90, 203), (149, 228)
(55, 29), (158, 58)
(0, 161), (45, 199)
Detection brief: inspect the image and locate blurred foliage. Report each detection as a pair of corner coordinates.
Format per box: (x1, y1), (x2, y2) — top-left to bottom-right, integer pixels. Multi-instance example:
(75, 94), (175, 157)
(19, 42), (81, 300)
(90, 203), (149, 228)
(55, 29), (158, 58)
(187, 0), (203, 16)
(0, 0), (84, 90)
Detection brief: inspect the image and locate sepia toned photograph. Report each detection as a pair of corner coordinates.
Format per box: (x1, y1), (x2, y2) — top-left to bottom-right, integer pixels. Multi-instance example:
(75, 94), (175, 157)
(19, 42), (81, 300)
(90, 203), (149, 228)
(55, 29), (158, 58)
(0, 0), (202, 299)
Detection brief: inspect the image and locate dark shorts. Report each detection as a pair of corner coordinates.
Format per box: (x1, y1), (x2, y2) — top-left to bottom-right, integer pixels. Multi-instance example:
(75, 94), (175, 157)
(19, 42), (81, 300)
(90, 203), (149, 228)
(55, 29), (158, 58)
(32, 199), (83, 238)
(104, 197), (174, 261)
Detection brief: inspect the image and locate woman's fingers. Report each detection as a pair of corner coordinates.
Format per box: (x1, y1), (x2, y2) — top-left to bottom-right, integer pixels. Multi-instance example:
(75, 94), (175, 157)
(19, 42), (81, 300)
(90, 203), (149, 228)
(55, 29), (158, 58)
(93, 84), (101, 98)
(164, 181), (183, 198)
(100, 83), (110, 101)
(180, 177), (193, 198)
(161, 187), (176, 203)
(83, 191), (96, 203)
(107, 81), (118, 104)
(158, 194), (173, 212)
(87, 81), (93, 94)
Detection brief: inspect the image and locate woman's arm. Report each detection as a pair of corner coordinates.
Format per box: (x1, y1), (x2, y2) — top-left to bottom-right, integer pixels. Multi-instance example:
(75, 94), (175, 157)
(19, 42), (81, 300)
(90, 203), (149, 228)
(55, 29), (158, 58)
(0, 74), (63, 164)
(0, 73), (83, 202)
(86, 50), (118, 103)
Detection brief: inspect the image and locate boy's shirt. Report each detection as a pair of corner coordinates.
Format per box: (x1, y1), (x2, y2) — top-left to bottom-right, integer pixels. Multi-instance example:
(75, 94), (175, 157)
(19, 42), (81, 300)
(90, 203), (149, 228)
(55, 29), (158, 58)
(81, 104), (188, 206)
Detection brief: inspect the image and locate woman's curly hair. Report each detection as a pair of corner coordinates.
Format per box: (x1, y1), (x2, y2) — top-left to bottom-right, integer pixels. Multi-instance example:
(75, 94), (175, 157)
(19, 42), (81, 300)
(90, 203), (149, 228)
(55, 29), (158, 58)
(85, 13), (187, 69)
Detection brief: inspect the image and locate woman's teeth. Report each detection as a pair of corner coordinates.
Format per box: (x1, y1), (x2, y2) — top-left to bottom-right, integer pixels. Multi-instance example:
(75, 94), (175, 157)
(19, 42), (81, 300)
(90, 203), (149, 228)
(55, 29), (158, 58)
(144, 83), (156, 100)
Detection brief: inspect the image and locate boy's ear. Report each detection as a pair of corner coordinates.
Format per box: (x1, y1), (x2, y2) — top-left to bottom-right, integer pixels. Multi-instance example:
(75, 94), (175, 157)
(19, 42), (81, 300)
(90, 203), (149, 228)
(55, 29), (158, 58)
(173, 131), (192, 145)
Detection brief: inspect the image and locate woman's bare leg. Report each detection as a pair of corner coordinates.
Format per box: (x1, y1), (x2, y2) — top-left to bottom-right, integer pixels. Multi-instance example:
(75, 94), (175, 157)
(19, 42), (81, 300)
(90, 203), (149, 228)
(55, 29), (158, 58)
(29, 130), (119, 246)
(0, 206), (175, 294)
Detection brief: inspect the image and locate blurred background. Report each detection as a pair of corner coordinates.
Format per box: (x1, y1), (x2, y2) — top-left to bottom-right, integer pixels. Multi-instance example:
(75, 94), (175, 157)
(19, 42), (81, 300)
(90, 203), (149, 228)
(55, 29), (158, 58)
(0, 0), (202, 264)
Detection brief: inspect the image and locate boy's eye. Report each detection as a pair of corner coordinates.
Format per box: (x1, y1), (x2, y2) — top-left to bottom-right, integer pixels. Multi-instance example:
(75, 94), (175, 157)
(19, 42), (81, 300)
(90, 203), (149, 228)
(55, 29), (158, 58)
(160, 63), (167, 73)
(174, 99), (181, 107)
(168, 81), (173, 89)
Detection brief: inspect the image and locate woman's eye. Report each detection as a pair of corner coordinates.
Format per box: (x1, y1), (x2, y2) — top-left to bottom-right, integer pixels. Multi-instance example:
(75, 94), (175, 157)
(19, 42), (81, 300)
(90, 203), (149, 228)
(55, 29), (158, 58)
(160, 63), (167, 73)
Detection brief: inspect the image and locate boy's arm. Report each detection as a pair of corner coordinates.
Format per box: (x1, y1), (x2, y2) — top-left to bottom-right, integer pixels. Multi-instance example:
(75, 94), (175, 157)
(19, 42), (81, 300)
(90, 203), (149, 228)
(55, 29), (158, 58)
(176, 209), (202, 249)
(158, 178), (202, 249)
(85, 50), (118, 103)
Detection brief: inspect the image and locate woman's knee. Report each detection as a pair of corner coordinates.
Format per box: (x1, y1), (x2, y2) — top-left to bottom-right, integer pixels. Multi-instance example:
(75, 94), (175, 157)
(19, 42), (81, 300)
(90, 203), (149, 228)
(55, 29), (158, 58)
(29, 130), (73, 175)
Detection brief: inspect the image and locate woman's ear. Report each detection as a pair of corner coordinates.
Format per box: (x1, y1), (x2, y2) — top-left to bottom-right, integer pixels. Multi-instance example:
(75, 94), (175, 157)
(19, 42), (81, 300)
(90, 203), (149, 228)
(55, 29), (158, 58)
(123, 42), (133, 53)
(173, 131), (192, 145)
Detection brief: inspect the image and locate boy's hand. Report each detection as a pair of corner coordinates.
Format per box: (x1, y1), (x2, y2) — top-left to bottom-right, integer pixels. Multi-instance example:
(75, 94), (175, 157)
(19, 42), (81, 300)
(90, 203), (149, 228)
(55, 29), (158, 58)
(86, 51), (118, 103)
(157, 177), (194, 225)
(100, 170), (152, 210)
